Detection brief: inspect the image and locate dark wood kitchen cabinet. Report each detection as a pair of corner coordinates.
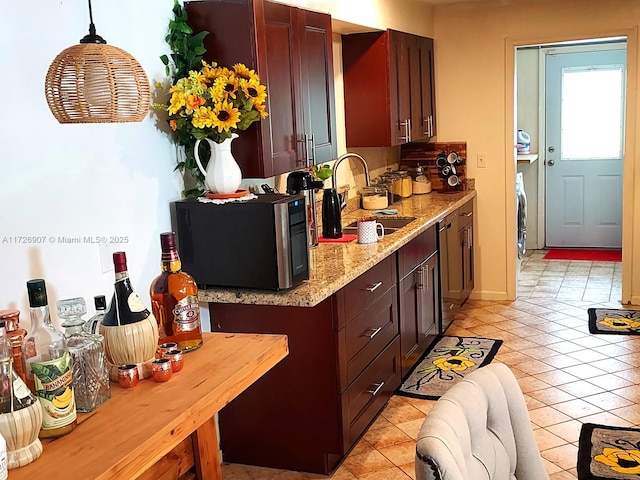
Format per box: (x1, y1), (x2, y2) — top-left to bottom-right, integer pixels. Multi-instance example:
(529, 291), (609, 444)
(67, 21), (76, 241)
(186, 0), (337, 178)
(207, 255), (400, 475)
(397, 225), (440, 378)
(342, 29), (436, 147)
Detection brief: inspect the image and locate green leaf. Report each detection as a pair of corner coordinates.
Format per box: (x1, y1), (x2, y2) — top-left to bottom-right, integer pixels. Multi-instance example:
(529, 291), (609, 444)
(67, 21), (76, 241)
(160, 54), (169, 66)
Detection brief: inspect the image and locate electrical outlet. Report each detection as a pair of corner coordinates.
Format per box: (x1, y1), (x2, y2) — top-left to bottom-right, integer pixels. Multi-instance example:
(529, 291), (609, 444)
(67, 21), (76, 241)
(477, 153), (487, 168)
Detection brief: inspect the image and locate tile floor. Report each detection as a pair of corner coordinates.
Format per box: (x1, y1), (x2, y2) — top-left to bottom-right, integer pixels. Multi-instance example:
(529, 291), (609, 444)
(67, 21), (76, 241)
(222, 250), (631, 479)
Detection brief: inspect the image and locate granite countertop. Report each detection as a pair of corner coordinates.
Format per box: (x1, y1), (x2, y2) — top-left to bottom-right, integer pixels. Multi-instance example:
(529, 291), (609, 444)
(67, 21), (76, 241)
(198, 189), (477, 307)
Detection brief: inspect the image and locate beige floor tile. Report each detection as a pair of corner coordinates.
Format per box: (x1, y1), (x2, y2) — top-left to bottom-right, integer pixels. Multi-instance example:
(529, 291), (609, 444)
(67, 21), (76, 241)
(552, 398), (603, 419)
(342, 450), (395, 477)
(514, 359), (557, 375)
(533, 369), (579, 387)
(398, 463), (416, 480)
(611, 384), (640, 402)
(526, 387), (575, 406)
(381, 403), (427, 424)
(557, 380), (605, 397)
(377, 441), (416, 467)
(585, 374), (634, 390)
(395, 418), (426, 441)
(579, 411), (635, 428)
(363, 425), (413, 449)
(549, 470), (578, 479)
(541, 354), (584, 369)
(358, 466), (412, 480)
(609, 405), (640, 425)
(541, 443), (579, 470)
(534, 428), (568, 451)
(517, 375), (552, 393)
(528, 406), (573, 427)
(545, 420), (583, 444)
(582, 391), (634, 410)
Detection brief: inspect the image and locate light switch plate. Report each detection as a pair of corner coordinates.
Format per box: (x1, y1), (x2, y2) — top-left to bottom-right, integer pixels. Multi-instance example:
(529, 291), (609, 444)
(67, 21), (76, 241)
(477, 153), (487, 168)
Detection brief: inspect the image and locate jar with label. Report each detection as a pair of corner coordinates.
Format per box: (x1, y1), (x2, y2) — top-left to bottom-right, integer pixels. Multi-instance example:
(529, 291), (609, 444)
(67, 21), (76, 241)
(360, 186), (388, 210)
(410, 165), (432, 195)
(394, 170), (413, 198)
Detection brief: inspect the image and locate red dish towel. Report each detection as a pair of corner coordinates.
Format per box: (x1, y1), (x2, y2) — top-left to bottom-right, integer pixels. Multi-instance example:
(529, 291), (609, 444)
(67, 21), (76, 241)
(318, 234), (357, 243)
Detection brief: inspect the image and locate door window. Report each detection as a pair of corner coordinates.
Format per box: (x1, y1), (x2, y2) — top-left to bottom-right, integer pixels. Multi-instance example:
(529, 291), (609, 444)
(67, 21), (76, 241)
(561, 65), (624, 160)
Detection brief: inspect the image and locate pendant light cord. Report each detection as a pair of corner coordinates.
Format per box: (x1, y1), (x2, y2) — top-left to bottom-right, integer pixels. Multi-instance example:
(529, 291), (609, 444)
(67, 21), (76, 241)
(80, 0), (107, 44)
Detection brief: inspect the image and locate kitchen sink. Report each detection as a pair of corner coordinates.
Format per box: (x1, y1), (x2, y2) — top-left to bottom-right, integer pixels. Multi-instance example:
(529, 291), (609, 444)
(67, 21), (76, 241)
(342, 216), (416, 235)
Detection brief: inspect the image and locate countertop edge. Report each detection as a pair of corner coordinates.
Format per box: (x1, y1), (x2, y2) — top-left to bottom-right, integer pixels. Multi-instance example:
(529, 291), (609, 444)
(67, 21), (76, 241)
(198, 190), (476, 308)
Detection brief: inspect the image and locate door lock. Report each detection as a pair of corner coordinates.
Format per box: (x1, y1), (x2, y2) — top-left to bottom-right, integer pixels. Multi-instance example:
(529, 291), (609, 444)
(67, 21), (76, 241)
(547, 159), (555, 166)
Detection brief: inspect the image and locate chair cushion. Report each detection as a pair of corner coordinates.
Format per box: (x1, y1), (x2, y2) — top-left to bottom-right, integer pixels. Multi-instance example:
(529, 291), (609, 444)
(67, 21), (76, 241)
(415, 363), (549, 480)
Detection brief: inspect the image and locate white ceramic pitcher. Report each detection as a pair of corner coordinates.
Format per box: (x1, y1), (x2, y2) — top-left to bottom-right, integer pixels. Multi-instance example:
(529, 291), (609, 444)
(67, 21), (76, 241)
(194, 133), (242, 194)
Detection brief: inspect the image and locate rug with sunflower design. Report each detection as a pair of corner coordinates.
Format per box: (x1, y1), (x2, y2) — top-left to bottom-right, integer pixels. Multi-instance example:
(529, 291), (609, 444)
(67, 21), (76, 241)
(578, 423), (640, 479)
(588, 309), (640, 335)
(396, 335), (502, 400)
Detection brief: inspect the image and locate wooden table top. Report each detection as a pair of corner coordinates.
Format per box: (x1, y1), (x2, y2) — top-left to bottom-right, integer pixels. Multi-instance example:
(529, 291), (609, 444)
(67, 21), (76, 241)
(10, 332), (289, 480)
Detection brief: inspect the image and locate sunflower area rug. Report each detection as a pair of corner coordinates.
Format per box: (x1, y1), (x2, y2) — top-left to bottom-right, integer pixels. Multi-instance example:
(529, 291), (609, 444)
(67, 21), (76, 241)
(396, 335), (502, 400)
(587, 308), (640, 335)
(578, 423), (640, 479)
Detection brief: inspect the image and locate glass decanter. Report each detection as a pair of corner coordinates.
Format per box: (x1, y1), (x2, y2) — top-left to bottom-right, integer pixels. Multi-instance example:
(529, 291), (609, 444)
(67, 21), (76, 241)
(57, 298), (110, 413)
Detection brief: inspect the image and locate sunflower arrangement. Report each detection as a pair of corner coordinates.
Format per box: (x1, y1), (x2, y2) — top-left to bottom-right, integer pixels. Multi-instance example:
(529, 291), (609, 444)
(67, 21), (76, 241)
(154, 58), (268, 196)
(156, 61), (268, 143)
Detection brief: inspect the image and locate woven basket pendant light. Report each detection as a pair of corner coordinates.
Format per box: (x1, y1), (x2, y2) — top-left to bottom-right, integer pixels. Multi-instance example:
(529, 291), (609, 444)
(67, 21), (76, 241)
(45, 0), (151, 123)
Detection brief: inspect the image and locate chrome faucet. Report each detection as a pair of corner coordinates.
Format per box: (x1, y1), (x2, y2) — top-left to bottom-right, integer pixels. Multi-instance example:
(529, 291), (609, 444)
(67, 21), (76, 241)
(331, 152), (371, 190)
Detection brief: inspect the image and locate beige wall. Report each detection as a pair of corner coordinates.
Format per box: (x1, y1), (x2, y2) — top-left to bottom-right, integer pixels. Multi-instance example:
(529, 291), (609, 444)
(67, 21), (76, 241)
(434, 0), (640, 304)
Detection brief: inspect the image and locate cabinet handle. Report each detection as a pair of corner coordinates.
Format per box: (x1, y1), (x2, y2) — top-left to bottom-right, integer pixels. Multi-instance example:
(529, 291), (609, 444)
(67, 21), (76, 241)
(365, 281), (383, 292)
(368, 326), (382, 339)
(461, 212), (473, 218)
(367, 381), (385, 396)
(416, 266), (425, 290)
(399, 119), (411, 142)
(306, 134), (316, 166)
(428, 115), (433, 136)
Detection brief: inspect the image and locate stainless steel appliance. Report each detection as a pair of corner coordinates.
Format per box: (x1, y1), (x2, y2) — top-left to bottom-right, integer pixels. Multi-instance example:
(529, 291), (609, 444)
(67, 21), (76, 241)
(172, 193), (309, 290)
(286, 171), (323, 247)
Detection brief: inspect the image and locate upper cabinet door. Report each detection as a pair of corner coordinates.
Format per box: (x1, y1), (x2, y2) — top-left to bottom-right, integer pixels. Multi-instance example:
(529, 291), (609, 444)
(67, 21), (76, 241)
(343, 30), (436, 148)
(185, 0), (337, 178)
(299, 10), (337, 165)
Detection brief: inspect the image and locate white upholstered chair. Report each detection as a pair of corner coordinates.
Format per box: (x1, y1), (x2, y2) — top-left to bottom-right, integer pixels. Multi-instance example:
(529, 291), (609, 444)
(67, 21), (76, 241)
(415, 362), (550, 480)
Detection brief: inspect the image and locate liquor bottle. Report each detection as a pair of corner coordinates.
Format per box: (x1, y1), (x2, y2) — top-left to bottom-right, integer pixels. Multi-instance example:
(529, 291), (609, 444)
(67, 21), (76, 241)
(150, 232), (203, 352)
(83, 295), (107, 335)
(0, 309), (27, 383)
(102, 252), (153, 326)
(58, 298), (110, 413)
(0, 320), (37, 413)
(23, 279), (77, 438)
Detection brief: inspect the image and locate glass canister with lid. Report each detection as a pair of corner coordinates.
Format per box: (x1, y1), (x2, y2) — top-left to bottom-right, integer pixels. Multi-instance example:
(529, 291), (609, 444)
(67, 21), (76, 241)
(394, 170), (413, 198)
(360, 185), (389, 210)
(379, 170), (402, 204)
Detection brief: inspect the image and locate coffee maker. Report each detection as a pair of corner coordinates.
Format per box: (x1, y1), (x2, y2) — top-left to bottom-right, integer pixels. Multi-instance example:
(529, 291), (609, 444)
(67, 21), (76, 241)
(286, 171), (324, 246)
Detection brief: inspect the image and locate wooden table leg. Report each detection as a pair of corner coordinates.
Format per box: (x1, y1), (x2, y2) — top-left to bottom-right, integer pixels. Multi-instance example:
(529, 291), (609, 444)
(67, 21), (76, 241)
(193, 416), (222, 480)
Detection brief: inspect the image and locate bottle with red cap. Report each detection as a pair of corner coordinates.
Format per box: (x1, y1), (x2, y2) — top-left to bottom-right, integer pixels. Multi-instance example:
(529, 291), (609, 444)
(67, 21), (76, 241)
(150, 232), (203, 352)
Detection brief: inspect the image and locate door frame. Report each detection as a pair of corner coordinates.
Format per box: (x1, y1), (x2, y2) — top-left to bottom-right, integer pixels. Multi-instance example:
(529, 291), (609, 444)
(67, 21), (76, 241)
(538, 42), (627, 250)
(504, 27), (638, 304)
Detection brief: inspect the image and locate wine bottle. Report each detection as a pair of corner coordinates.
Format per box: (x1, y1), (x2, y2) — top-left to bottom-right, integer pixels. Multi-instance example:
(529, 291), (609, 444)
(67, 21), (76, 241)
(0, 309), (27, 383)
(23, 279), (77, 438)
(150, 232), (203, 352)
(102, 252), (153, 326)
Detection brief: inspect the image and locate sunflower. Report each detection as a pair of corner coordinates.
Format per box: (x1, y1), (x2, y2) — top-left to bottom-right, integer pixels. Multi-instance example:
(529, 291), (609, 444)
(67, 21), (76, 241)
(432, 355), (475, 372)
(241, 77), (267, 105)
(233, 63), (257, 80)
(168, 91), (186, 115)
(595, 447), (640, 474)
(212, 101), (240, 132)
(191, 106), (215, 129)
(254, 101), (269, 119)
(600, 316), (640, 330)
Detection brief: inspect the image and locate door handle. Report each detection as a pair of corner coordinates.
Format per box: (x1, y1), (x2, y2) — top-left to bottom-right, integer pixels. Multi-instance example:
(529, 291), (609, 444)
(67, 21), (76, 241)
(547, 159), (555, 166)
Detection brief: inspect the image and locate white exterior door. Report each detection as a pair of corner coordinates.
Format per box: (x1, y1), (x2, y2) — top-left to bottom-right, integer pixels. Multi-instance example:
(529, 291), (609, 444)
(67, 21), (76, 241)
(545, 49), (625, 248)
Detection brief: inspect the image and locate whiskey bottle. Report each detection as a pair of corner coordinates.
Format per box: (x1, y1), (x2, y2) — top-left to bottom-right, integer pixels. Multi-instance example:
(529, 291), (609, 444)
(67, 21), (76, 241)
(23, 279), (77, 438)
(102, 252), (153, 326)
(150, 232), (203, 352)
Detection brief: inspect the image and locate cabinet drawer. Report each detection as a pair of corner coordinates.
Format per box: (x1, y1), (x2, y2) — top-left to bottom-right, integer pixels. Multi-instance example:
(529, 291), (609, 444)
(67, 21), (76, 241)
(341, 288), (397, 390)
(336, 255), (396, 328)
(341, 336), (401, 450)
(398, 226), (437, 279)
